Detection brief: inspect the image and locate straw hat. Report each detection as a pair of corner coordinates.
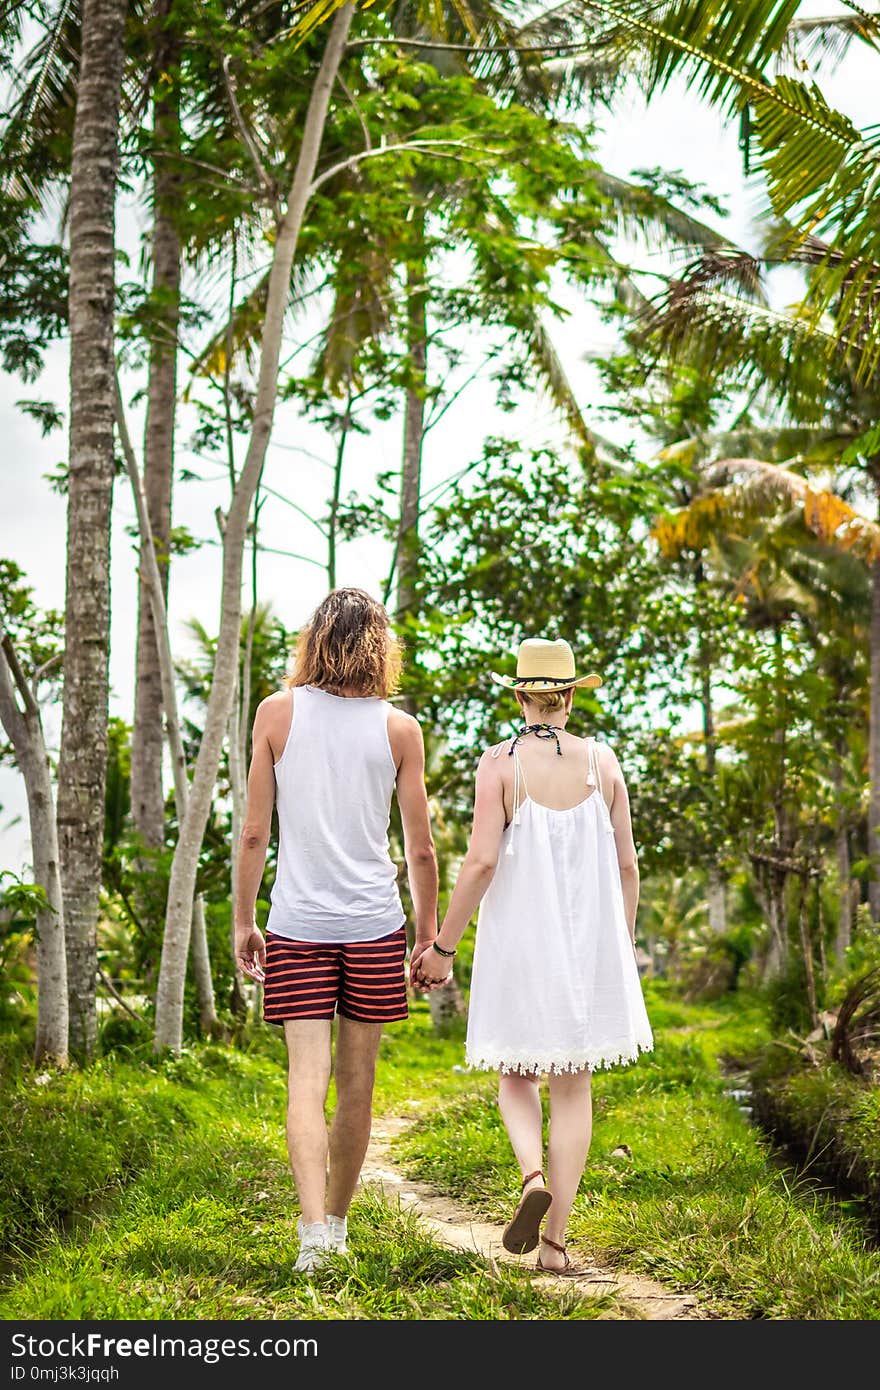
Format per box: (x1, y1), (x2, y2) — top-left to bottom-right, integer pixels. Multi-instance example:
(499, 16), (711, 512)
(490, 638), (602, 693)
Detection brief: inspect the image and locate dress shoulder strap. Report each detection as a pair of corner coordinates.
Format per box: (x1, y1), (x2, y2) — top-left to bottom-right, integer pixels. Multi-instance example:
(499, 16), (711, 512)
(490, 738), (527, 856)
(587, 737), (604, 800)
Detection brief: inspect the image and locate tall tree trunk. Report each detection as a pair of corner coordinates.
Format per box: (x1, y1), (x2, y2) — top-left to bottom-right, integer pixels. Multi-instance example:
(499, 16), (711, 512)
(395, 231), (465, 1030)
(832, 752), (853, 961)
(115, 385), (219, 1035)
(56, 0), (126, 1057)
(797, 874), (819, 1030)
(395, 237), (428, 640)
(697, 607), (726, 935)
(869, 522), (880, 921)
(130, 8), (183, 851)
(763, 623), (790, 979)
(153, 3), (355, 1052)
(0, 629), (68, 1064)
(228, 514), (259, 1020)
(327, 391), (352, 588)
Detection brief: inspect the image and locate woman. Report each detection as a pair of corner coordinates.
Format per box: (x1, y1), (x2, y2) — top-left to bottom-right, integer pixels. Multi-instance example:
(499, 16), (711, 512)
(415, 637), (652, 1272)
(235, 589), (438, 1274)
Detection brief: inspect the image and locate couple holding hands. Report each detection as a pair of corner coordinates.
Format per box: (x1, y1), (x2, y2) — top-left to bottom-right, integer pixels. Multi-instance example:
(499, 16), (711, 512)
(234, 588), (652, 1275)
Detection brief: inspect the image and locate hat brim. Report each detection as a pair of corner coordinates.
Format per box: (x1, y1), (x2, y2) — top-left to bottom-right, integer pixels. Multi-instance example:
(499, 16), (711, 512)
(490, 672), (603, 691)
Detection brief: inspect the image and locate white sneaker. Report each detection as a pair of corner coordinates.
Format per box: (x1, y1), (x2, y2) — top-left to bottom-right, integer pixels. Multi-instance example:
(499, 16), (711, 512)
(294, 1220), (333, 1274)
(327, 1214), (348, 1254)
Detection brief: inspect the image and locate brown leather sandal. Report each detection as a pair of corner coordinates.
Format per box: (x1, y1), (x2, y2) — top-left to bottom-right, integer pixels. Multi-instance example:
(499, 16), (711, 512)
(536, 1233), (581, 1277)
(502, 1170), (553, 1254)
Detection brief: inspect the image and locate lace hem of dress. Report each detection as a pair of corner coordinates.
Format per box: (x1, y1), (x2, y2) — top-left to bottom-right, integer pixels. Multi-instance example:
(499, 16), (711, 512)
(465, 1034), (654, 1075)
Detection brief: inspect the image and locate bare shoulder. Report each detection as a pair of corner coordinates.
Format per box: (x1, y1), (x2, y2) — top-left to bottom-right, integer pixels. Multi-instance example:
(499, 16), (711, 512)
(255, 689), (291, 728)
(593, 738), (624, 779)
(387, 706), (422, 742)
(387, 706), (424, 767)
(476, 743), (507, 781)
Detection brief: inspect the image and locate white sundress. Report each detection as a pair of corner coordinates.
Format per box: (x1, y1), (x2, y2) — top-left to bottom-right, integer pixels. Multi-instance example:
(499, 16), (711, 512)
(465, 735), (654, 1075)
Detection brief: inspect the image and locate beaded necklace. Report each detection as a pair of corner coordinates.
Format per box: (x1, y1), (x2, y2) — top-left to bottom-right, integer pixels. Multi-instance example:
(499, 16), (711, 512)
(508, 722), (564, 757)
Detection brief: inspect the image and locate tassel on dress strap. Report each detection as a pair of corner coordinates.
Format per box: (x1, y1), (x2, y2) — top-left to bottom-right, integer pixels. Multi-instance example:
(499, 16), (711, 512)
(491, 740), (523, 856)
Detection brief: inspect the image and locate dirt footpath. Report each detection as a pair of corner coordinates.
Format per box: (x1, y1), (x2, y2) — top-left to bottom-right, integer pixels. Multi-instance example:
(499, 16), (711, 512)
(362, 1113), (702, 1320)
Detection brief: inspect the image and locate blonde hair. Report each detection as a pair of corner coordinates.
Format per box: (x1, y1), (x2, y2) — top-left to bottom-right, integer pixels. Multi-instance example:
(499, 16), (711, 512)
(518, 688), (569, 717)
(287, 588), (402, 698)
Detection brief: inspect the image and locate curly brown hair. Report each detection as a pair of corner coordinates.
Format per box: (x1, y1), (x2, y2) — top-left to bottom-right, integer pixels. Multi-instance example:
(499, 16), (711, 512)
(286, 588), (402, 697)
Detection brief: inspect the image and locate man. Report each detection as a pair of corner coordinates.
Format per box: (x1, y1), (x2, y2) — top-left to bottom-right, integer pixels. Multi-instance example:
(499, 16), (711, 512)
(234, 588), (438, 1272)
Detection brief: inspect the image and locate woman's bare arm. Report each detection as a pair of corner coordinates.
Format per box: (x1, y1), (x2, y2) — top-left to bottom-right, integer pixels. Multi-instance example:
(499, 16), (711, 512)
(416, 750), (506, 983)
(601, 744), (639, 943)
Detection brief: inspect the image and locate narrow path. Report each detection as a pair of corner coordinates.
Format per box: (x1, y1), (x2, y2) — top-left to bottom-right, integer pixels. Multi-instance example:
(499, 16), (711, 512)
(361, 1112), (703, 1320)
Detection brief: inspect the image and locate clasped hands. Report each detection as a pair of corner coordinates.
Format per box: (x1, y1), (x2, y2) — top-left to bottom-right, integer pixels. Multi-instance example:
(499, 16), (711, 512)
(410, 939), (453, 990)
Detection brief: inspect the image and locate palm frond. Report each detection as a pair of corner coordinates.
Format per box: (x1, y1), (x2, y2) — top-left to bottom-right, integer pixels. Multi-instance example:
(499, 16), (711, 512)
(571, 1), (803, 111)
(654, 455), (880, 564)
(525, 311), (598, 460)
(637, 253), (857, 423)
(593, 167), (727, 251)
(779, 10), (880, 73)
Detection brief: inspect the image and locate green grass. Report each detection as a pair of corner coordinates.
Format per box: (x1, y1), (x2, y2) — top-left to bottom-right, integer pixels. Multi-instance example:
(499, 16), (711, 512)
(0, 1018), (612, 1320)
(751, 1046), (880, 1231)
(395, 987), (880, 1320)
(4, 990), (880, 1320)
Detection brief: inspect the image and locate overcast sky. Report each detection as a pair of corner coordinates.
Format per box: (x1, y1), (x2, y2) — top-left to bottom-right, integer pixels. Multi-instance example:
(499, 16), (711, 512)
(1, 3), (876, 872)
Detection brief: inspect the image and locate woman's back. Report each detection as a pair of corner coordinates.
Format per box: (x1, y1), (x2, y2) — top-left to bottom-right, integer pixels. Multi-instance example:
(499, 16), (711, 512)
(466, 727), (651, 1073)
(497, 728), (607, 819)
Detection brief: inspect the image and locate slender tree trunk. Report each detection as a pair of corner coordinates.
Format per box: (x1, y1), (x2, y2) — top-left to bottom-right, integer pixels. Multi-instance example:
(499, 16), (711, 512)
(0, 630), (68, 1064)
(832, 752), (853, 960)
(797, 874), (819, 1030)
(228, 659), (248, 1019)
(394, 233), (465, 1029)
(763, 624), (790, 979)
(153, 3), (355, 1052)
(327, 391), (352, 588)
(395, 231), (428, 641)
(228, 516), (259, 1020)
(869, 516), (880, 920)
(56, 0), (126, 1057)
(130, 8), (183, 851)
(697, 613), (726, 935)
(115, 386), (219, 1035)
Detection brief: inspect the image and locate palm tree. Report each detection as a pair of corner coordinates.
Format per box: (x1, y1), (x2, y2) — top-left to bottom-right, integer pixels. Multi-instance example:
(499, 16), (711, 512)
(52, 0), (127, 1057)
(130, 0), (185, 855)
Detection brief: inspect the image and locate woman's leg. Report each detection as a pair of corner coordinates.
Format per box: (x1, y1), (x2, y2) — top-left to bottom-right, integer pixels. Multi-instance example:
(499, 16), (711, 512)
(542, 1067), (592, 1268)
(497, 1069), (545, 1194)
(284, 1019), (333, 1224)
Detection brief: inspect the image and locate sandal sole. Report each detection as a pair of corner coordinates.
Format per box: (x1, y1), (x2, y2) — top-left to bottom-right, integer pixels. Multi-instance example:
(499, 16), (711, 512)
(502, 1188), (553, 1254)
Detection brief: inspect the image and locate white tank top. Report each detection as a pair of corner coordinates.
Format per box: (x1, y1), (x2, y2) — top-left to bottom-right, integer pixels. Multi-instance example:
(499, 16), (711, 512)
(266, 684), (405, 943)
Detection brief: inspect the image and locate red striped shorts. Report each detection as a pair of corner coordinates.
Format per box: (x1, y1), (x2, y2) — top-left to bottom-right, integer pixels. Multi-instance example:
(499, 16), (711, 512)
(262, 925), (408, 1026)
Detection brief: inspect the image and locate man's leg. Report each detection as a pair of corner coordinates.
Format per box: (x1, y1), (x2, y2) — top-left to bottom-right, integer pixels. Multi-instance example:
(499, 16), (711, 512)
(325, 1015), (384, 1219)
(284, 1019), (333, 1225)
